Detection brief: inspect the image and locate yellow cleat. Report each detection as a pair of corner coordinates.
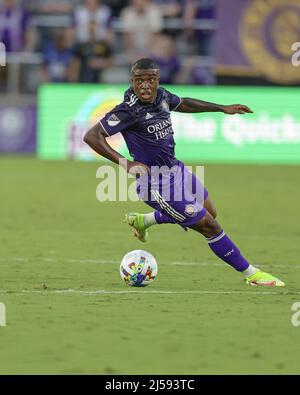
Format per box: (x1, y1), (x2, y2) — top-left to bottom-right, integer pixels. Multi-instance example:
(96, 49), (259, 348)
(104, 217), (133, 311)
(124, 213), (149, 243)
(245, 271), (285, 287)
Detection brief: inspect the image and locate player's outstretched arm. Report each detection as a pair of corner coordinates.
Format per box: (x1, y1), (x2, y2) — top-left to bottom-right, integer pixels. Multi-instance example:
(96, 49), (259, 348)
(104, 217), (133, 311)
(175, 98), (253, 114)
(84, 123), (125, 165)
(83, 123), (150, 175)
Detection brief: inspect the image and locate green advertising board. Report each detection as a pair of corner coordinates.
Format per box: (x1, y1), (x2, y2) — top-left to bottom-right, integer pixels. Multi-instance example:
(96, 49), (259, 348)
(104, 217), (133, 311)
(37, 84), (300, 164)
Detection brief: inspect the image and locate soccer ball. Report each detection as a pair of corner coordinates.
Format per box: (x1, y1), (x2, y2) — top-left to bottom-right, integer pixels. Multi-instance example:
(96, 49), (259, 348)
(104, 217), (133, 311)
(120, 250), (158, 287)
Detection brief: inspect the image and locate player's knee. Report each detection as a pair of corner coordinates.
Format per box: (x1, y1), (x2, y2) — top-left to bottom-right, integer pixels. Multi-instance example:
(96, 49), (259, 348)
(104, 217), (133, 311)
(189, 211), (221, 237)
(204, 199), (217, 219)
(210, 208), (217, 219)
(203, 212), (220, 231)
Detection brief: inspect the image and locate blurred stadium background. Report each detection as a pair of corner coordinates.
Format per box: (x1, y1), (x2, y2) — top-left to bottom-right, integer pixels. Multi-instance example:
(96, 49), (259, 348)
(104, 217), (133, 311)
(0, 0), (300, 162)
(1, 0), (300, 375)
(0, 0), (299, 158)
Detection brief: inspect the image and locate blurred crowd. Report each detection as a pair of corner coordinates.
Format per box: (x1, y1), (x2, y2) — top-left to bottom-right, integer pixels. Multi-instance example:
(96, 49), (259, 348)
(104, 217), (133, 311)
(0, 0), (217, 93)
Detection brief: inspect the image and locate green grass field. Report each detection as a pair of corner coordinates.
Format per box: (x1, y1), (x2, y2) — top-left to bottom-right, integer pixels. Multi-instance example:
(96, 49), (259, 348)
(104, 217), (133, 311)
(1, 156), (300, 374)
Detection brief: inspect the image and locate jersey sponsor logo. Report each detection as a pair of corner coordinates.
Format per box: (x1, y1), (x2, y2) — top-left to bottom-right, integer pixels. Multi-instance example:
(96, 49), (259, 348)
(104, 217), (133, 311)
(125, 94), (139, 107)
(145, 112), (153, 120)
(107, 114), (121, 127)
(147, 118), (172, 140)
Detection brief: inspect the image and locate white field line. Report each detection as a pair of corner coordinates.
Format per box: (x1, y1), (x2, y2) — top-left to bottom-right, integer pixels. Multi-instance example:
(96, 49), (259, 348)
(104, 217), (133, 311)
(234, 234), (300, 242)
(0, 289), (300, 296)
(0, 257), (299, 269)
(0, 257), (119, 264)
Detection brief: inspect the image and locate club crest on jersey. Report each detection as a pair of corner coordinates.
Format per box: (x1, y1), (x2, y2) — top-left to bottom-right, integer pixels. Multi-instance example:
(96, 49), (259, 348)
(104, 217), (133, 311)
(107, 114), (120, 127)
(161, 100), (169, 112)
(184, 205), (197, 217)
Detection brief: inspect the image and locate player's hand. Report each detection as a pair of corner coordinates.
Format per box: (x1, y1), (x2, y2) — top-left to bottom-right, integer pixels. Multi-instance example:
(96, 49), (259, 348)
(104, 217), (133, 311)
(127, 161), (150, 176)
(222, 104), (253, 114)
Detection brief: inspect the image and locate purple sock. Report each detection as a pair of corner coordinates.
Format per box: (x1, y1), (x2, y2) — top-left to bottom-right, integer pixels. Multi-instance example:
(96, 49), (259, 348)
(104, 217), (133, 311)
(207, 230), (250, 272)
(154, 211), (177, 224)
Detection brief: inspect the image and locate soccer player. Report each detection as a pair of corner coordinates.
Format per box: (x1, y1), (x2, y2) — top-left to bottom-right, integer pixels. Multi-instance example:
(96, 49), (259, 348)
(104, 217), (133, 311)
(84, 58), (285, 287)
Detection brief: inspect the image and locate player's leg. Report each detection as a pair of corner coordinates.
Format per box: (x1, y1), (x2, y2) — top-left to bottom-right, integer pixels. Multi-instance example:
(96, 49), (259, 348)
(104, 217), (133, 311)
(189, 212), (254, 271)
(125, 170), (217, 241)
(124, 200), (178, 242)
(124, 172), (181, 241)
(204, 196), (217, 219)
(124, 166), (285, 286)
(189, 212), (285, 286)
(125, 185), (216, 238)
(125, 207), (285, 286)
(133, 191), (217, 229)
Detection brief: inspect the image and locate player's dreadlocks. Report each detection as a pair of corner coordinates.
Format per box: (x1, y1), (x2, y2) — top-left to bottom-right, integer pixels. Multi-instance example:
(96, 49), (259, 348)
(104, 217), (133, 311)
(131, 58), (159, 74)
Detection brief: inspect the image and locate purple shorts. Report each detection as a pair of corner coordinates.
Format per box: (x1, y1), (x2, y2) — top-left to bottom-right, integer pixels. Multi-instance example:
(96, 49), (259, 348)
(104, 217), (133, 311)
(137, 161), (208, 227)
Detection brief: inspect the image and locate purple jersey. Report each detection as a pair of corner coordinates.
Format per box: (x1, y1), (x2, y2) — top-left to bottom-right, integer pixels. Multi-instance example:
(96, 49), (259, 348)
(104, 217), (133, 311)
(100, 87), (181, 167)
(99, 86), (208, 228)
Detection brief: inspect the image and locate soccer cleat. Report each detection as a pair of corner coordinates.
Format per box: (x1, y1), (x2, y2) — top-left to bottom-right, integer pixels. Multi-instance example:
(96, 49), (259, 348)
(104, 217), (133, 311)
(245, 271), (285, 287)
(124, 213), (149, 242)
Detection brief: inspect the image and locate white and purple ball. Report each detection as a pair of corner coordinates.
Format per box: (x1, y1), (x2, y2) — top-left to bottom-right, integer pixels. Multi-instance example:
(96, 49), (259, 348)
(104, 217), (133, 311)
(120, 250), (158, 287)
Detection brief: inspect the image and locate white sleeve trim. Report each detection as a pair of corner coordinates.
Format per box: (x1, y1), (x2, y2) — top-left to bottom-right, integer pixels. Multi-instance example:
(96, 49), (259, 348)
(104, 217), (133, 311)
(172, 97), (182, 111)
(99, 120), (110, 137)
